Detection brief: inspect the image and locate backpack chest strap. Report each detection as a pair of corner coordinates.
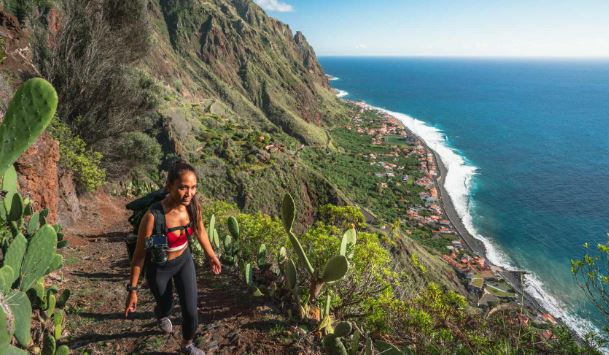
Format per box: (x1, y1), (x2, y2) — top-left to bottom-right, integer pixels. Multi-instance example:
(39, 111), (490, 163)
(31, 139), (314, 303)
(151, 202), (192, 234)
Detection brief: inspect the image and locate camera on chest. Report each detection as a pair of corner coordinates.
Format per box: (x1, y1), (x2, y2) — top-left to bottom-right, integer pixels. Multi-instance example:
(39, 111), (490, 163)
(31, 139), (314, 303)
(145, 233), (168, 265)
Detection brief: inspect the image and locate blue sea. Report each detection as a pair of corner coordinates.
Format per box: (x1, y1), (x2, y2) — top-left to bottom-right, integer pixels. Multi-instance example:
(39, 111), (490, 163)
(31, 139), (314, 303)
(320, 57), (609, 336)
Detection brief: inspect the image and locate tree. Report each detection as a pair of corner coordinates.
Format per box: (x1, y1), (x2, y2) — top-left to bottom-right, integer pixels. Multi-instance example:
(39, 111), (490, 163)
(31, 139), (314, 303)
(571, 235), (609, 328)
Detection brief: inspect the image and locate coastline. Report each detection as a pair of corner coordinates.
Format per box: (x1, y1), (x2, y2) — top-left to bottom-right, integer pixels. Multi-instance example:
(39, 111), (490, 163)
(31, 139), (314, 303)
(430, 138), (547, 314)
(345, 99), (556, 323)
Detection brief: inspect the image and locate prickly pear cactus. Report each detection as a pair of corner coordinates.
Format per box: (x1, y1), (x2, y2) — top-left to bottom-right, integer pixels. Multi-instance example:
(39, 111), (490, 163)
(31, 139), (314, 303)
(53, 310), (64, 339)
(321, 255), (349, 283)
(0, 78), (58, 176)
(245, 263), (253, 287)
(257, 243), (267, 267)
(2, 166), (18, 219)
(288, 231), (315, 276)
(19, 224), (58, 291)
(41, 332), (55, 355)
(0, 293), (14, 351)
(0, 266), (14, 294)
(7, 290), (32, 347)
(340, 228), (357, 259)
(279, 193), (356, 303)
(227, 216), (239, 239)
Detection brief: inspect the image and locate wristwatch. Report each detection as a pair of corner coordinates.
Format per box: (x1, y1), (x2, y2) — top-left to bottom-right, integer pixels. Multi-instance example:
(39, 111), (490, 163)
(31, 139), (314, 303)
(126, 284), (139, 292)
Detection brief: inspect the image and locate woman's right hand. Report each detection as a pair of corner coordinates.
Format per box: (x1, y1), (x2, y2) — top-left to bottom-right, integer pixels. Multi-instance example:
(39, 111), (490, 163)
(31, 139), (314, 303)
(124, 291), (138, 317)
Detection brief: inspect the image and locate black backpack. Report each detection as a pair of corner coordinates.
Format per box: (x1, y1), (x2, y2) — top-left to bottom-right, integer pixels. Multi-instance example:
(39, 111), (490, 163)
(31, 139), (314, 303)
(125, 188), (168, 260)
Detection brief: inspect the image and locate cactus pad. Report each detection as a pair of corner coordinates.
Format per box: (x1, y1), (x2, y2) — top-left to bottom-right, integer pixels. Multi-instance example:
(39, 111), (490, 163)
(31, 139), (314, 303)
(7, 193), (24, 222)
(339, 228), (357, 258)
(0, 266), (14, 294)
(227, 216), (239, 239)
(288, 231), (315, 276)
(334, 321), (352, 337)
(245, 263), (253, 287)
(0, 295), (13, 350)
(0, 78), (58, 176)
(321, 255), (349, 283)
(285, 258), (297, 290)
(2, 165), (18, 216)
(54, 310), (64, 339)
(19, 224), (57, 291)
(7, 290), (32, 347)
(42, 333), (56, 355)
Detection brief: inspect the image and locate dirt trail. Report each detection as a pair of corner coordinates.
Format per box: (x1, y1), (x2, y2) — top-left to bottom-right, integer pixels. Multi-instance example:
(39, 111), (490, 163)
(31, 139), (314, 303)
(59, 192), (310, 354)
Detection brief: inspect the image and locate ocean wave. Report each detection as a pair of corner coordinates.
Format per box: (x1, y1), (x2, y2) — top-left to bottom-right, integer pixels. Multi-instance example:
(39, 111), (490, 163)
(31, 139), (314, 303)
(325, 74), (339, 81)
(335, 89), (349, 98)
(361, 103), (604, 347)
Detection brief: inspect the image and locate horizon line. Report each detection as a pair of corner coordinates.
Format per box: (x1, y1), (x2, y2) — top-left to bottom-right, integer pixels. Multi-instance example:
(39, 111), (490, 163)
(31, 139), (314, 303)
(317, 54), (609, 60)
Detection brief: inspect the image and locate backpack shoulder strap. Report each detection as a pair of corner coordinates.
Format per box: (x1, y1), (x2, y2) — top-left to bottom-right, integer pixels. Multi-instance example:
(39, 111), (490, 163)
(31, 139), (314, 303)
(149, 201), (166, 235)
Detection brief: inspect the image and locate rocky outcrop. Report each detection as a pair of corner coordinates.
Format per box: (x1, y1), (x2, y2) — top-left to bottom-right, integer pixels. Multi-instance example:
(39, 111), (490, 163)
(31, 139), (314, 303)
(57, 168), (82, 226)
(14, 132), (60, 223)
(0, 9), (38, 81)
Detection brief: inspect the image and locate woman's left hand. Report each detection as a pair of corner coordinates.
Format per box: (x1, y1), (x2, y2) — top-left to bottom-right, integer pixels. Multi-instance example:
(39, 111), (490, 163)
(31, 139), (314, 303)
(210, 255), (222, 274)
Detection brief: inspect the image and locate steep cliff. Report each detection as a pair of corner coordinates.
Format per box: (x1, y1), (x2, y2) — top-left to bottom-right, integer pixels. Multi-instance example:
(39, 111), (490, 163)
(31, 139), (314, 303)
(146, 0), (343, 146)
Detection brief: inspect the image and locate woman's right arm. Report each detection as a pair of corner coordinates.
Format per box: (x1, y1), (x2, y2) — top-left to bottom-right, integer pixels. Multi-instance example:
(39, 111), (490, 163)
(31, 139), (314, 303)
(124, 210), (154, 317)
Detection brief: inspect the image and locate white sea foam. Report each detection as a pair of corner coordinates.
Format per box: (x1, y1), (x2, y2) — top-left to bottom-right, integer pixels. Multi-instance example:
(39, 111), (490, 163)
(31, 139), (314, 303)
(325, 74), (339, 81)
(335, 89), (349, 98)
(352, 101), (603, 348)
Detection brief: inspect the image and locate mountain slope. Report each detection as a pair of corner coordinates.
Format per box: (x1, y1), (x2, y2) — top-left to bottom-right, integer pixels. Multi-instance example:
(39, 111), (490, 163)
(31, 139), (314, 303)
(147, 0), (343, 146)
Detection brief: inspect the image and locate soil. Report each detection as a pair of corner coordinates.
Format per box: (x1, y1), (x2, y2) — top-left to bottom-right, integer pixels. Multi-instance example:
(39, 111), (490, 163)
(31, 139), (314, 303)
(59, 191), (317, 354)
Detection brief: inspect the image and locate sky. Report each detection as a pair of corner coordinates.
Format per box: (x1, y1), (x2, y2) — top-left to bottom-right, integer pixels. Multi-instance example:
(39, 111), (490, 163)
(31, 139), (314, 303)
(253, 0), (609, 58)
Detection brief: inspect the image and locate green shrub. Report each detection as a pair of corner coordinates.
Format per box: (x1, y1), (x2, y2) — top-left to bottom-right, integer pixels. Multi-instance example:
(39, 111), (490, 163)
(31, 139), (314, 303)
(48, 118), (106, 191)
(236, 212), (286, 263)
(319, 204), (367, 230)
(112, 131), (162, 177)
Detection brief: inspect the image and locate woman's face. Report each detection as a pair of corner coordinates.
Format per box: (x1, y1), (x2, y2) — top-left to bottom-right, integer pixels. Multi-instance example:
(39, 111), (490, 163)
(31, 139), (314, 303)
(168, 171), (197, 206)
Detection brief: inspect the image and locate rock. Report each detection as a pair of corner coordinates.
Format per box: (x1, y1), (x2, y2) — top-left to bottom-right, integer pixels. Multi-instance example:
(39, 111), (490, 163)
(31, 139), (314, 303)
(57, 167), (82, 227)
(14, 132), (60, 223)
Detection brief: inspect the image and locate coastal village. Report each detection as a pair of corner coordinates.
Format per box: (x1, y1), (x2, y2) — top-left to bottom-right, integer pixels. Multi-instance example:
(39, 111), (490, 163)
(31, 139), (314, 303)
(344, 100), (559, 336)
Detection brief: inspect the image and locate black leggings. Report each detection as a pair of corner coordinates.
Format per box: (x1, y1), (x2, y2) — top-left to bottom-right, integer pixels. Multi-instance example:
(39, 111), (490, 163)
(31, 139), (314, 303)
(146, 248), (198, 340)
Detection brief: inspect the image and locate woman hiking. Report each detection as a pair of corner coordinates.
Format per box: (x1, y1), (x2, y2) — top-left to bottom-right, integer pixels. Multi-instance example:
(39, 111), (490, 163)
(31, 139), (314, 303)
(125, 160), (222, 355)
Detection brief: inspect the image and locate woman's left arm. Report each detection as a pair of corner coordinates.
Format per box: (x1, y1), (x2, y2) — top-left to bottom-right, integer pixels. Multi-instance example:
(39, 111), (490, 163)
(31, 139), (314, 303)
(196, 218), (222, 274)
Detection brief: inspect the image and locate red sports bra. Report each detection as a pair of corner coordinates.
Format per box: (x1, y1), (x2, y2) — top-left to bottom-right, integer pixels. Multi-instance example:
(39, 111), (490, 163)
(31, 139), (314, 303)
(166, 225), (193, 252)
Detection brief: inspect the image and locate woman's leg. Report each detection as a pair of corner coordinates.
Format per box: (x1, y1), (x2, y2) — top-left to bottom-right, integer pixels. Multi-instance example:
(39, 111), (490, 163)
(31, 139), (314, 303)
(173, 252), (199, 341)
(145, 263), (175, 318)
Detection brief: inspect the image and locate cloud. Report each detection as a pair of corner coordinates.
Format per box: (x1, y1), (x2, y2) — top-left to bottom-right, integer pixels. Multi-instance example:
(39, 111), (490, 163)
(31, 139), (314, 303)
(356, 43), (368, 49)
(254, 0), (294, 12)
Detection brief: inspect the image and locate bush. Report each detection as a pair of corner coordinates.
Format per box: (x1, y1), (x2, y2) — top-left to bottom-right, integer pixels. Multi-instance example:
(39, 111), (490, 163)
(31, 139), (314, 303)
(107, 131), (162, 179)
(48, 118), (106, 191)
(236, 212), (286, 263)
(319, 204), (367, 230)
(1, 0), (54, 24)
(33, 0), (157, 176)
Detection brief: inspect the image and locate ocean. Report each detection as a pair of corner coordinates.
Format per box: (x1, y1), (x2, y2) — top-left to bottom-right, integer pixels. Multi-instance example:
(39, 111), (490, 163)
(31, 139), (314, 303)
(320, 57), (609, 337)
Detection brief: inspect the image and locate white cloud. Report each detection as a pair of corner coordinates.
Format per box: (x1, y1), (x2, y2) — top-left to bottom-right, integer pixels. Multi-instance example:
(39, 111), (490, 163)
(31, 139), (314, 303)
(355, 43), (367, 49)
(254, 0), (294, 12)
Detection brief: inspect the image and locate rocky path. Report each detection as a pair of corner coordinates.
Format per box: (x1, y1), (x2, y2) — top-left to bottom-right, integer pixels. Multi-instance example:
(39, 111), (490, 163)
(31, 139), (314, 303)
(59, 192), (310, 354)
